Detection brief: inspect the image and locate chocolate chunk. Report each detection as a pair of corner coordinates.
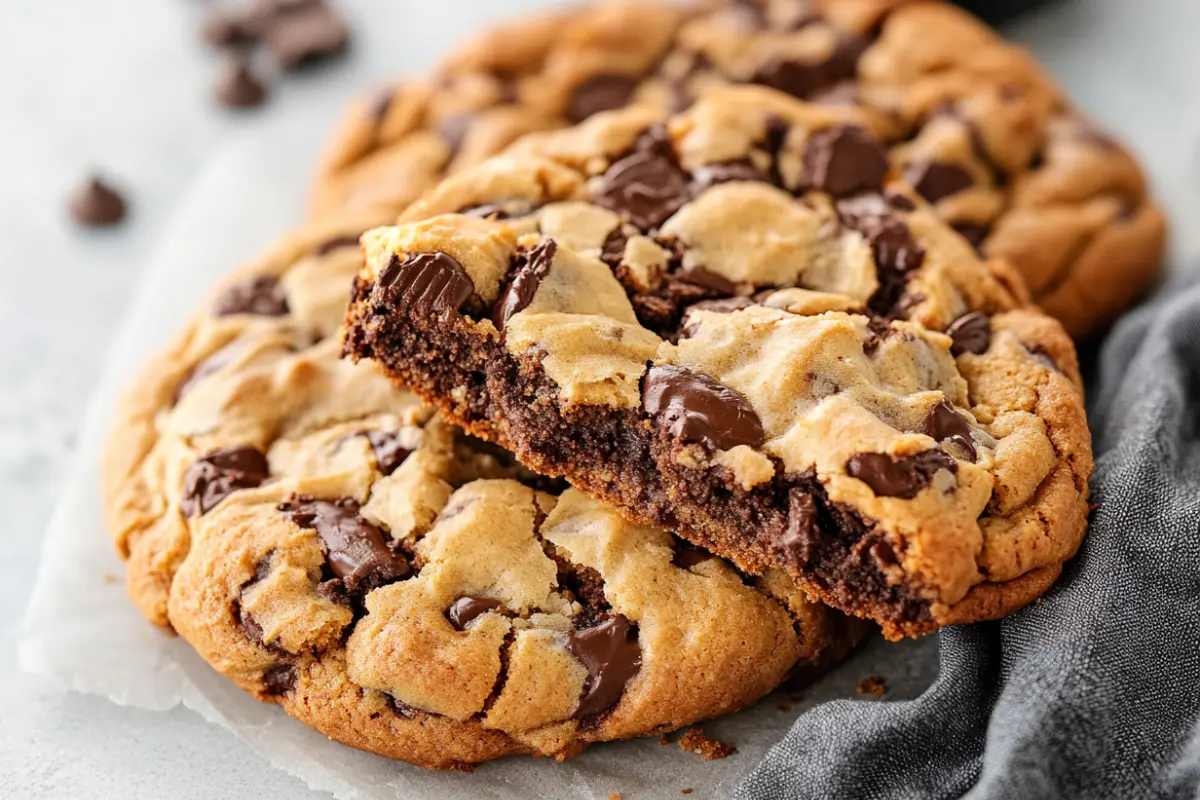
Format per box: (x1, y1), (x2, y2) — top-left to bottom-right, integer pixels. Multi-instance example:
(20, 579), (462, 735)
(213, 275), (289, 317)
(802, 125), (889, 198)
(924, 401), (977, 461)
(238, 608), (266, 645)
(643, 364), (765, 451)
(565, 615), (642, 718)
(845, 450), (957, 500)
(945, 312), (991, 356)
(279, 497), (410, 598)
(491, 239), (558, 330)
(437, 114), (472, 158)
(214, 56), (269, 109)
(600, 227), (628, 267)
(445, 597), (502, 630)
(175, 342), (242, 402)
(1025, 343), (1060, 373)
(181, 446), (271, 518)
(567, 74), (639, 124)
(885, 191), (917, 212)
(836, 194), (926, 317)
(69, 177), (127, 227)
(202, 12), (259, 48)
(359, 430), (413, 475)
(776, 490), (819, 567)
(376, 252), (475, 316)
(953, 222), (989, 253)
(672, 267), (737, 295)
(691, 160), (768, 190)
(593, 127), (691, 231)
(262, 663), (296, 695)
(314, 233), (361, 256)
(753, 32), (867, 100)
(263, 0), (350, 70)
(904, 160), (974, 204)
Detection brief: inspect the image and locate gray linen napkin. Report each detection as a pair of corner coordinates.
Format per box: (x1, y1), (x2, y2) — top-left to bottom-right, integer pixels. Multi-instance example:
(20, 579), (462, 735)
(738, 278), (1200, 800)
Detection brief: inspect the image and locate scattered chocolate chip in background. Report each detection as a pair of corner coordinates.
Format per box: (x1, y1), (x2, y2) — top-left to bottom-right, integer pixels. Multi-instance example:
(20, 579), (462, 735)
(213, 55), (270, 109)
(68, 176), (128, 228)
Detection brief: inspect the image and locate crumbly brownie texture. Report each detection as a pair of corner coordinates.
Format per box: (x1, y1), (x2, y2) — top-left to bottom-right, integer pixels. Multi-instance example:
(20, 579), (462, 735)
(343, 91), (1094, 640)
(102, 218), (860, 769)
(313, 0), (1165, 336)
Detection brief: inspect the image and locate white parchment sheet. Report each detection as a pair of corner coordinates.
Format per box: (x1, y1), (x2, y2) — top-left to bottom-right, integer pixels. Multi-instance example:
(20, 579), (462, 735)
(17, 106), (937, 800)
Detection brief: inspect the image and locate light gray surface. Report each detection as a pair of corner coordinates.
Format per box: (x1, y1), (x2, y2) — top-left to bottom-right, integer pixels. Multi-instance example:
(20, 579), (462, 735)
(1, 1), (1197, 798)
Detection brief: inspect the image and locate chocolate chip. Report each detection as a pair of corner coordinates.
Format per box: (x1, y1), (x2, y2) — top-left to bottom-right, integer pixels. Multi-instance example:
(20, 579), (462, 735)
(69, 176), (127, 227)
(262, 663), (296, 695)
(459, 203), (510, 221)
(672, 267), (737, 295)
(181, 446), (271, 518)
(643, 364), (765, 451)
(565, 614), (641, 718)
(600, 227), (628, 267)
(279, 497), (409, 598)
(776, 490), (819, 568)
(202, 12), (258, 48)
(376, 252), (475, 317)
(314, 234), (361, 256)
(263, 0), (350, 70)
(904, 160), (974, 204)
(924, 401), (976, 461)
(238, 608), (266, 644)
(593, 126), (691, 231)
(753, 32), (867, 100)
(885, 192), (917, 212)
(1025, 343), (1060, 373)
(567, 74), (639, 124)
(945, 312), (991, 356)
(213, 275), (289, 317)
(691, 160), (768, 191)
(845, 450), (957, 500)
(445, 597), (502, 630)
(353, 430), (412, 476)
(952, 222), (989, 253)
(214, 56), (269, 109)
(802, 125), (889, 198)
(491, 239), (558, 330)
(437, 114), (472, 158)
(836, 194), (926, 317)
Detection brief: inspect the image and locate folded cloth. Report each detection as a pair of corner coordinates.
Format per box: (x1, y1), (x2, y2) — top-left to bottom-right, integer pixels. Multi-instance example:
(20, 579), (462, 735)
(738, 276), (1200, 800)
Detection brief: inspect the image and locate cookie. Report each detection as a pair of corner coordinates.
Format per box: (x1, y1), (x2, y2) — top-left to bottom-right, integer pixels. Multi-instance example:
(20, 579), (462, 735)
(311, 0), (1165, 337)
(102, 215), (862, 770)
(342, 89), (1095, 640)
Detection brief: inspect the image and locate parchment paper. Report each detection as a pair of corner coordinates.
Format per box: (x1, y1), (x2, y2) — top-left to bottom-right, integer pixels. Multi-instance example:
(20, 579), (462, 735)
(17, 104), (938, 800)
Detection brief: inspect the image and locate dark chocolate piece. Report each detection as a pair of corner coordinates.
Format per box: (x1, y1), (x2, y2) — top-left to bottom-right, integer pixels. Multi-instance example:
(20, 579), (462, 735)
(181, 446), (271, 518)
(445, 597), (502, 630)
(836, 194), (926, 317)
(263, 0), (350, 70)
(212, 275), (289, 317)
(314, 233), (361, 256)
(361, 430), (413, 476)
(845, 450), (957, 500)
(672, 267), (737, 295)
(567, 74), (639, 124)
(924, 401), (977, 461)
(69, 177), (127, 227)
(492, 239), (558, 330)
(776, 490), (819, 567)
(643, 364), (765, 451)
(375, 252), (475, 316)
(279, 497), (410, 597)
(752, 32), (867, 100)
(945, 312), (991, 356)
(593, 127), (691, 231)
(262, 663), (296, 695)
(214, 56), (269, 109)
(565, 614), (642, 718)
(802, 125), (889, 198)
(904, 160), (974, 204)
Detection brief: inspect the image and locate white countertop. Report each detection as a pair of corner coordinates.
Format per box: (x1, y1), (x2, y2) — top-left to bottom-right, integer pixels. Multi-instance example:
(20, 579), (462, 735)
(2, 0), (1198, 797)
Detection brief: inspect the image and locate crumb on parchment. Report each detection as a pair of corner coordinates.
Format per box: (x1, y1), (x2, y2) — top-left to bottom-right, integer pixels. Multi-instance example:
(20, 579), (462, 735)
(678, 727), (736, 760)
(857, 675), (887, 698)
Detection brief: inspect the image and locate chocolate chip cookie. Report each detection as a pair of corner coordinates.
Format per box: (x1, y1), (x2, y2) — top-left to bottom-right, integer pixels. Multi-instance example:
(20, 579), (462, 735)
(312, 0), (1165, 336)
(342, 89), (1095, 640)
(102, 214), (861, 769)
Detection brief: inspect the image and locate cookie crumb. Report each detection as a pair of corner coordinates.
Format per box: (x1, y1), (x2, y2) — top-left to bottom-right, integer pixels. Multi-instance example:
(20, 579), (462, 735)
(103, 573), (118, 585)
(678, 727), (736, 760)
(658, 733), (671, 745)
(609, 793), (622, 800)
(682, 789), (694, 795)
(857, 675), (887, 698)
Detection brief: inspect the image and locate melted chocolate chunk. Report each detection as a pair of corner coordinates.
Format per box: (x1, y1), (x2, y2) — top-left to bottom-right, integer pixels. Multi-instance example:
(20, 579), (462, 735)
(492, 239), (558, 330)
(924, 401), (977, 461)
(802, 125), (889, 198)
(776, 490), (819, 568)
(181, 446), (270, 518)
(752, 32), (867, 100)
(845, 450), (957, 500)
(836, 194), (926, 317)
(375, 252), (475, 316)
(445, 596), (502, 630)
(672, 267), (737, 295)
(69, 176), (127, 227)
(262, 663), (296, 696)
(953, 222), (990, 252)
(643, 364), (765, 451)
(460, 203), (510, 221)
(279, 497), (409, 598)
(567, 74), (639, 123)
(565, 614), (642, 718)
(691, 160), (768, 190)
(600, 227), (628, 267)
(213, 275), (289, 317)
(593, 127), (691, 231)
(361, 430), (413, 475)
(904, 160), (974, 204)
(314, 233), (361, 256)
(945, 311), (991, 356)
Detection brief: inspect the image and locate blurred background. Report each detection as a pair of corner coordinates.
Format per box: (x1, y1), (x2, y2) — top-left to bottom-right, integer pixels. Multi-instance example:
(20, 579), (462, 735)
(1, 0), (1198, 796)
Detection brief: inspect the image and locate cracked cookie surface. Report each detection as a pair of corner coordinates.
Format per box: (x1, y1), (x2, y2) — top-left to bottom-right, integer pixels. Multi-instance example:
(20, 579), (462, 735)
(102, 214), (860, 770)
(343, 91), (1094, 640)
(314, 0), (1164, 336)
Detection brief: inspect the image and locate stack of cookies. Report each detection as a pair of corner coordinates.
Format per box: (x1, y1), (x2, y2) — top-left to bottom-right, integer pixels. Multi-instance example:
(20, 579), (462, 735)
(104, 0), (1164, 772)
